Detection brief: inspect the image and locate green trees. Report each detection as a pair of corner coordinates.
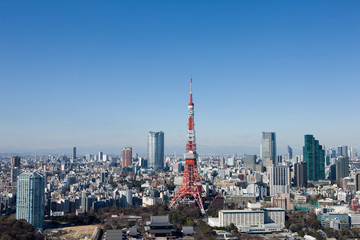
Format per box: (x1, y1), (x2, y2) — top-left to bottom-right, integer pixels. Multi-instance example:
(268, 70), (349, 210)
(0, 216), (44, 240)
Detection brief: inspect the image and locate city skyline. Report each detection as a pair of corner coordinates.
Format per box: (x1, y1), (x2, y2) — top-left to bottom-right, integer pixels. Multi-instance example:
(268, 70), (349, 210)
(1, 1), (360, 154)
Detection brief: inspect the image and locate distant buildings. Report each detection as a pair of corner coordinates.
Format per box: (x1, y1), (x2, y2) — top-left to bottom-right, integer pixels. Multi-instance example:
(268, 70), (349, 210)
(98, 152), (103, 161)
(147, 131), (164, 170)
(269, 165), (290, 196)
(11, 156), (21, 168)
(122, 147), (132, 168)
(287, 145), (293, 160)
(16, 171), (45, 231)
(303, 134), (325, 181)
(261, 132), (276, 167)
(72, 147), (76, 161)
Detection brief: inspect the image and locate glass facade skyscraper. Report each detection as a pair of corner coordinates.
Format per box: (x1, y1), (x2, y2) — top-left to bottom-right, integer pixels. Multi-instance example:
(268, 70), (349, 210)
(303, 134), (325, 181)
(261, 132), (276, 167)
(147, 131), (164, 170)
(16, 171), (45, 230)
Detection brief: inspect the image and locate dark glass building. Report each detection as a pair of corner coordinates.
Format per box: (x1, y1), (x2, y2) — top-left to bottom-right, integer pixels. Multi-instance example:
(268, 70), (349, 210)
(303, 134), (325, 181)
(294, 162), (307, 187)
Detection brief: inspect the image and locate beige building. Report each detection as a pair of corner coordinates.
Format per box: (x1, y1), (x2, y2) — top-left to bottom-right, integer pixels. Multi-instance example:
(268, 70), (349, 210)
(218, 208), (285, 229)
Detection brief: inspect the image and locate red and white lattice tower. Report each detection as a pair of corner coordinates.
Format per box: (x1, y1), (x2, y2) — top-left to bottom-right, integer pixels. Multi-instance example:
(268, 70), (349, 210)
(169, 77), (205, 214)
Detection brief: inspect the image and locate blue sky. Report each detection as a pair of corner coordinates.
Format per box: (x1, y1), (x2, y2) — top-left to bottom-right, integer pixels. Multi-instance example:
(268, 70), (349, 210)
(1, 1), (359, 155)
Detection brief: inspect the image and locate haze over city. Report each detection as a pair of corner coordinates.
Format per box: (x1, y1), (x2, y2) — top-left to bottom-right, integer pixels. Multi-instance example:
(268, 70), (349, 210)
(1, 1), (359, 154)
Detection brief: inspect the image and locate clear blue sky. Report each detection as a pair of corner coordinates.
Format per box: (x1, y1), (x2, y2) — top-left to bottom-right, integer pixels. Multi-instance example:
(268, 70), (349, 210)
(1, 1), (359, 155)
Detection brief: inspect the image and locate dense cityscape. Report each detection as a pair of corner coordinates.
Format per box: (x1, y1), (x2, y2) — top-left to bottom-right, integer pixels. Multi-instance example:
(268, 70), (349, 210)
(2, 1), (359, 240)
(1, 78), (360, 240)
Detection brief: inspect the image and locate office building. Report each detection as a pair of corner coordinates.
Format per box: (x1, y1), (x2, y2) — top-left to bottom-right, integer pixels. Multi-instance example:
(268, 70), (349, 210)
(16, 171), (45, 230)
(218, 208), (285, 229)
(101, 171), (109, 183)
(336, 157), (349, 184)
(303, 135), (325, 181)
(147, 131), (164, 170)
(10, 156), (21, 187)
(11, 168), (21, 187)
(72, 147), (76, 161)
(122, 147), (132, 168)
(139, 157), (148, 168)
(269, 165), (290, 196)
(337, 146), (343, 157)
(98, 152), (103, 161)
(11, 156), (21, 168)
(287, 146), (293, 160)
(342, 146), (349, 157)
(294, 162), (307, 188)
(329, 164), (336, 181)
(356, 174), (360, 192)
(350, 147), (357, 160)
(244, 155), (256, 170)
(261, 132), (276, 167)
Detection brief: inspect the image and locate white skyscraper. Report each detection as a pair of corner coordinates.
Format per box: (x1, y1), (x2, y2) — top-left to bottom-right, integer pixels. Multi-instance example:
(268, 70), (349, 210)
(147, 131), (164, 170)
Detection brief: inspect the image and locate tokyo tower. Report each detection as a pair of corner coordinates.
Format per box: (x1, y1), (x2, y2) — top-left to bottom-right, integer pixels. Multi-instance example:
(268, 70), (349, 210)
(169, 77), (205, 214)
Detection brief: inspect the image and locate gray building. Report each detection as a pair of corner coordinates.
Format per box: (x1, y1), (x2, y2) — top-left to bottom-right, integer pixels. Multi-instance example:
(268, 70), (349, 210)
(261, 132), (276, 167)
(336, 157), (349, 184)
(147, 131), (164, 170)
(287, 145), (293, 160)
(16, 171), (45, 230)
(72, 147), (76, 161)
(269, 165), (290, 196)
(244, 155), (256, 170)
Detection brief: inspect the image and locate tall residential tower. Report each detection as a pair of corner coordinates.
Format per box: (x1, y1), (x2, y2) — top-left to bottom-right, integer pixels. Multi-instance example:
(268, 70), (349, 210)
(16, 171), (45, 230)
(122, 147), (133, 168)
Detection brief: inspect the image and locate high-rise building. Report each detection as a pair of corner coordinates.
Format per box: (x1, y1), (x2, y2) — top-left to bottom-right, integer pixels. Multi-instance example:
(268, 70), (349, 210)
(342, 146), (348, 157)
(98, 152), (103, 162)
(244, 155), (256, 170)
(147, 131), (164, 170)
(101, 171), (109, 183)
(287, 146), (293, 160)
(294, 162), (307, 188)
(11, 168), (21, 187)
(261, 132), (276, 167)
(329, 164), (336, 181)
(269, 165), (290, 196)
(122, 147), (133, 168)
(336, 157), (349, 184)
(356, 174), (360, 192)
(337, 146), (348, 157)
(16, 171), (45, 230)
(139, 157), (148, 168)
(303, 134), (325, 181)
(350, 147), (357, 160)
(10, 156), (21, 187)
(72, 147), (76, 161)
(11, 156), (21, 168)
